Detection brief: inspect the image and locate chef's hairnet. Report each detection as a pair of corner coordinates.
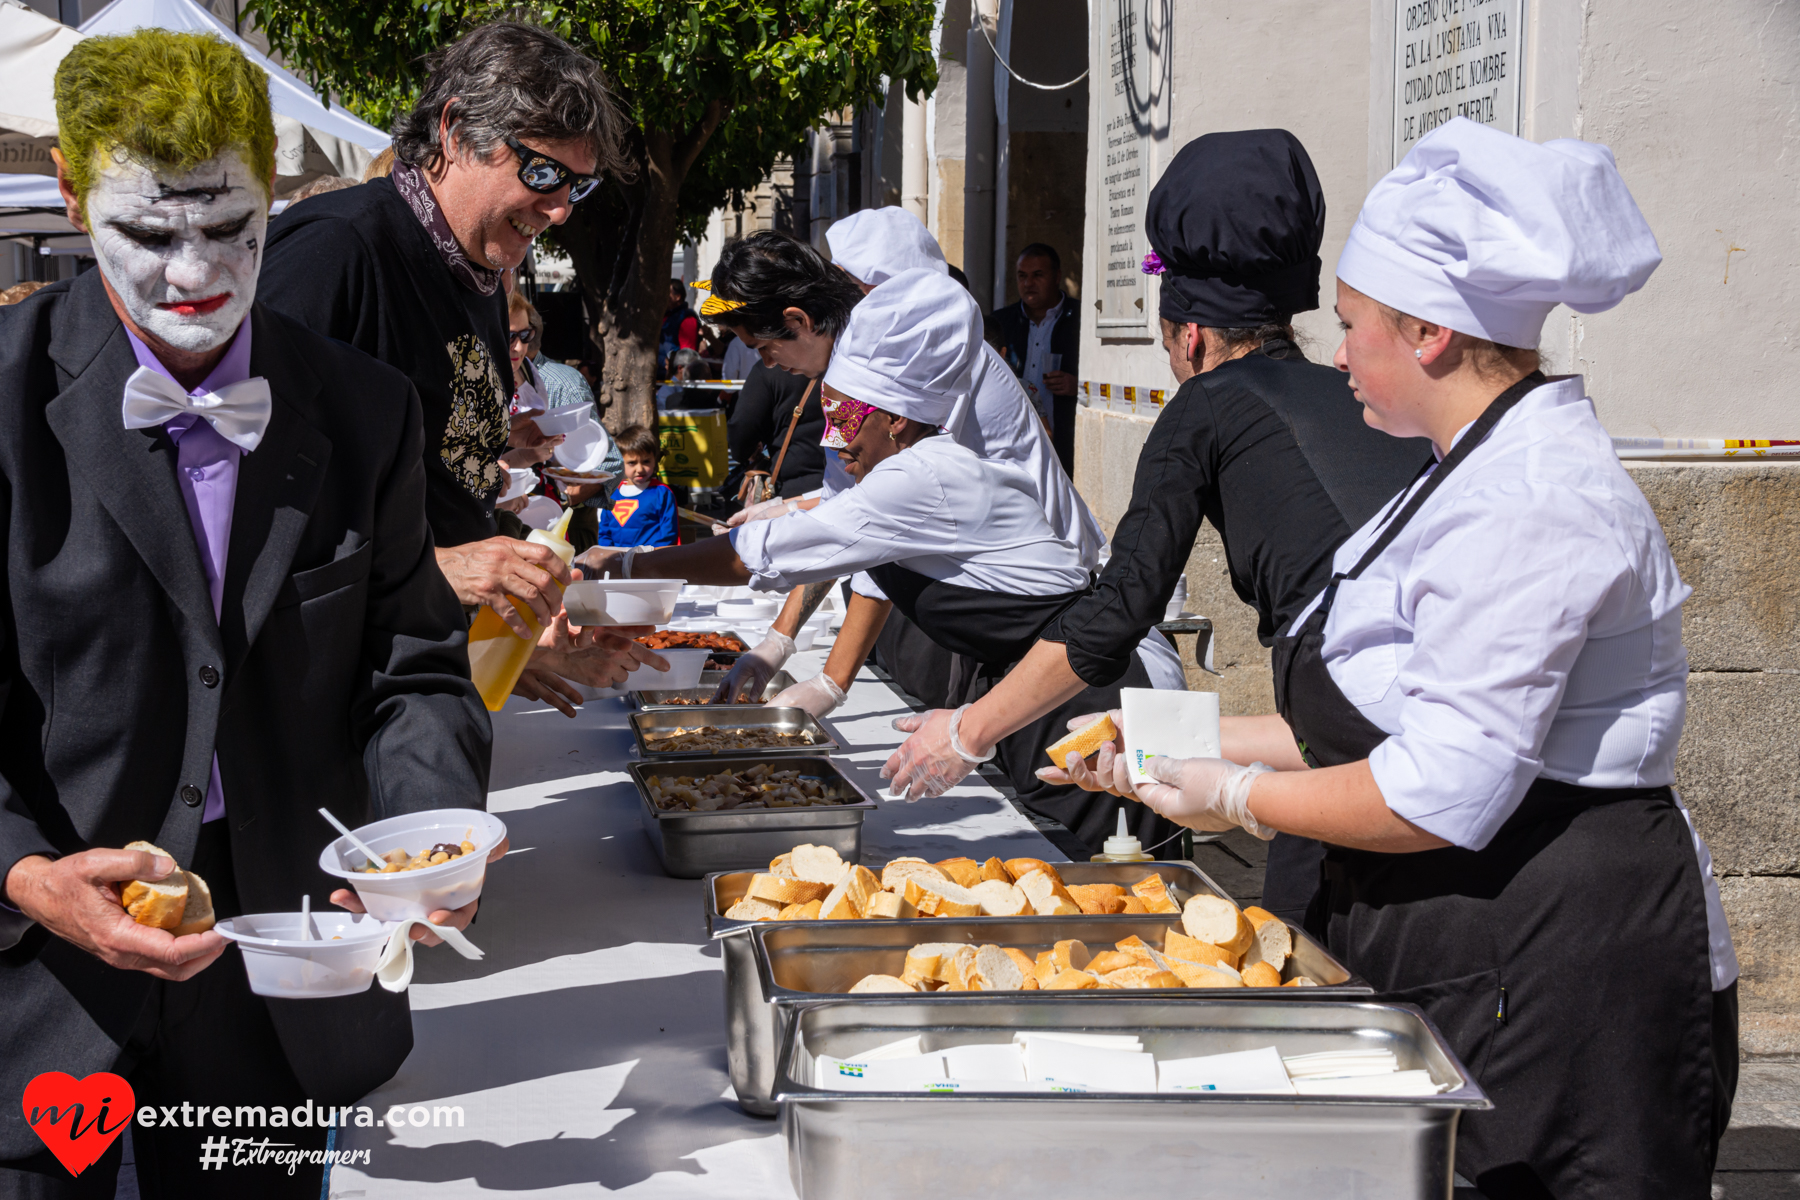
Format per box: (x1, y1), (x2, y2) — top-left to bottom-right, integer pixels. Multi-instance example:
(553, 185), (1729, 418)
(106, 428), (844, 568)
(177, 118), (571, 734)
(1337, 117), (1661, 349)
(1144, 129), (1325, 328)
(827, 208), (949, 287)
(822, 268), (980, 426)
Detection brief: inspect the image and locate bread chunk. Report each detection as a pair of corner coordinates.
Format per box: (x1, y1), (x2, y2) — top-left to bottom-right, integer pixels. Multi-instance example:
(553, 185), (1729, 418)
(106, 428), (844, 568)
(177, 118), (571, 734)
(980, 856), (1011, 883)
(864, 891), (918, 920)
(1044, 712), (1118, 766)
(901, 876), (983, 918)
(973, 944), (1026, 991)
(880, 857), (949, 891)
(969, 879), (1029, 917)
(1044, 967), (1101, 990)
(1015, 869), (1081, 916)
(1002, 858), (1060, 885)
(724, 896), (782, 921)
(119, 842), (187, 931)
(1164, 927), (1240, 970)
(172, 870), (215, 937)
(934, 858), (983, 889)
(1181, 894), (1254, 956)
(1242, 906), (1294, 971)
(1130, 873), (1182, 914)
(790, 844), (850, 885)
(776, 899), (822, 921)
(746, 874), (831, 907)
(849, 974), (917, 993)
(1240, 962), (1284, 988)
(1067, 884), (1127, 915)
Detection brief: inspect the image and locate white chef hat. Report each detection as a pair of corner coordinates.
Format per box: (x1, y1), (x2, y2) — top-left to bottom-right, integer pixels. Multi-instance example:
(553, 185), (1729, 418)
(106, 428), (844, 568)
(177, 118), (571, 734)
(822, 267), (980, 425)
(1337, 117), (1661, 349)
(827, 207), (949, 287)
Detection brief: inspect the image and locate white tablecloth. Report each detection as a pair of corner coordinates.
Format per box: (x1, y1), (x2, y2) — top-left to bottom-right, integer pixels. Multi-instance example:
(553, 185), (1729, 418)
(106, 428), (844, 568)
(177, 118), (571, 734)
(325, 648), (1062, 1197)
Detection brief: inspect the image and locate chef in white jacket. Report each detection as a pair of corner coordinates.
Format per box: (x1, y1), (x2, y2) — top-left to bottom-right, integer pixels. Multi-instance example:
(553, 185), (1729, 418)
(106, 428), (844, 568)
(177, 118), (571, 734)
(1052, 118), (1736, 1198)
(591, 269), (1184, 855)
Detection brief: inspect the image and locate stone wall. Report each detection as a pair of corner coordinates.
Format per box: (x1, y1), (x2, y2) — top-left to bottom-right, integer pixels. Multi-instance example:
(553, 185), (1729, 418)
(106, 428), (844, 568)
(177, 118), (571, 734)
(1074, 407), (1800, 1057)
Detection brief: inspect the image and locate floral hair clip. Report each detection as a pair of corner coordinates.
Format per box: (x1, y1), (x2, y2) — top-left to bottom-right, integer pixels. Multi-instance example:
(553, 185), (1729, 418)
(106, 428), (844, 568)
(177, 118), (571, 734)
(1140, 252), (1166, 276)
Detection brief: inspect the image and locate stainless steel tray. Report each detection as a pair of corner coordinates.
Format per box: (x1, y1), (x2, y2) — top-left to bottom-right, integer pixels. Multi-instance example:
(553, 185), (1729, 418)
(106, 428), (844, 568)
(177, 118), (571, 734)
(727, 904), (1366, 1117)
(629, 755), (875, 879)
(775, 996), (1488, 1200)
(629, 705), (837, 758)
(634, 669), (799, 709)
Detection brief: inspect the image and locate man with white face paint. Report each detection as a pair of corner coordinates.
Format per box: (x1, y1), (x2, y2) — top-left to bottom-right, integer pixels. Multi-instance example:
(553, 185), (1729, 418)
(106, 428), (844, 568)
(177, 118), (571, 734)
(0, 32), (488, 1198)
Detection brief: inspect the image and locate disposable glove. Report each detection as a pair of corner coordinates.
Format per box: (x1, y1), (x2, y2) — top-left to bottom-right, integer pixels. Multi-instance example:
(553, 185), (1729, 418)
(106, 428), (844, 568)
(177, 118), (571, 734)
(726, 495), (800, 527)
(711, 630), (796, 702)
(880, 705), (993, 801)
(1134, 755), (1278, 839)
(767, 673), (847, 718)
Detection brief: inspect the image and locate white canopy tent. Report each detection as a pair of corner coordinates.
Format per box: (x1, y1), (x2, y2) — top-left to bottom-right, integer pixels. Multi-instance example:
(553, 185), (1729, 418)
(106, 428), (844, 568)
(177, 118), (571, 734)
(0, 0), (390, 253)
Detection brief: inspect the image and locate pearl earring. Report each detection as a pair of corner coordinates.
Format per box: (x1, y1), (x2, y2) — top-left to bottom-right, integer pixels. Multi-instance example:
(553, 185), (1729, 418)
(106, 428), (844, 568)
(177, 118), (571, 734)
(1415, 349), (1423, 359)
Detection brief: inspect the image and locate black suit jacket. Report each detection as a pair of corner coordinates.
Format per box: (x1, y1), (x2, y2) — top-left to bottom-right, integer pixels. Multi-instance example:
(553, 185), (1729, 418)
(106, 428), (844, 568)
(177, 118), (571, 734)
(987, 296), (1080, 384)
(0, 270), (489, 1157)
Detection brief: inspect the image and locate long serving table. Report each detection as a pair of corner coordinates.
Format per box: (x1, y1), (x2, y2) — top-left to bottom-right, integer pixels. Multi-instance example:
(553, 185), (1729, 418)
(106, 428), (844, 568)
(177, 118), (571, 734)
(325, 647), (1065, 1198)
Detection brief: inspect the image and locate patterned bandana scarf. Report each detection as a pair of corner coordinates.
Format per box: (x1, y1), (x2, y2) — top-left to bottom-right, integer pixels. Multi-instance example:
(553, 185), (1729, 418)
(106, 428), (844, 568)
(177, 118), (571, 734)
(391, 157), (502, 297)
(821, 392), (878, 449)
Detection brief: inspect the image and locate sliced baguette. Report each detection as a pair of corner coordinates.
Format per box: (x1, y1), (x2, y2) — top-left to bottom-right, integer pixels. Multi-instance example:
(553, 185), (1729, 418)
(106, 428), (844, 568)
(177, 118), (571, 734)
(980, 856), (1012, 883)
(850, 974), (917, 993)
(1067, 884), (1127, 915)
(880, 858), (949, 891)
(1084, 950), (1139, 975)
(119, 842), (187, 931)
(1002, 947), (1037, 978)
(1033, 950), (1057, 986)
(901, 876), (983, 918)
(1164, 927), (1240, 970)
(1044, 967), (1101, 990)
(942, 944), (978, 989)
(820, 864), (883, 919)
(1169, 960), (1246, 988)
(1130, 873), (1182, 914)
(1002, 858), (1060, 885)
(902, 942), (966, 985)
(1119, 895), (1149, 914)
(746, 873), (831, 907)
(1101, 965), (1183, 990)
(864, 891), (918, 920)
(790, 844), (850, 885)
(1182, 894), (1255, 956)
(776, 899), (822, 921)
(819, 877), (861, 920)
(1044, 712), (1118, 767)
(1240, 962), (1284, 988)
(1050, 939), (1090, 973)
(933, 858), (983, 889)
(1015, 869), (1081, 916)
(1242, 906), (1294, 971)
(172, 870), (215, 937)
(973, 944), (1027, 991)
(769, 853), (796, 878)
(1113, 934), (1155, 964)
(724, 896), (783, 921)
(969, 879), (1030, 917)
(1284, 976), (1318, 988)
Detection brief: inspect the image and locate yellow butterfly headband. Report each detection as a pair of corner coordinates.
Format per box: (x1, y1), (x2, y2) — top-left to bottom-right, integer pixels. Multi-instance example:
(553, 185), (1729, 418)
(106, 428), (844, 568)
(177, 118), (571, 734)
(693, 279), (744, 317)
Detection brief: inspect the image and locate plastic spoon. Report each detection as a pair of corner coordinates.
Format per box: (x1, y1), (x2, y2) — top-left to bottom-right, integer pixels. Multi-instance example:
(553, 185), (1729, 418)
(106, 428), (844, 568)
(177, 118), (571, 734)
(300, 893), (313, 942)
(318, 807), (388, 872)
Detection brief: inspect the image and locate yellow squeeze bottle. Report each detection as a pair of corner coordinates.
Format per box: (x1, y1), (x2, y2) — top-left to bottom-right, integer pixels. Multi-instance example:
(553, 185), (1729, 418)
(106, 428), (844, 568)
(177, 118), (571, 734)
(467, 507), (577, 711)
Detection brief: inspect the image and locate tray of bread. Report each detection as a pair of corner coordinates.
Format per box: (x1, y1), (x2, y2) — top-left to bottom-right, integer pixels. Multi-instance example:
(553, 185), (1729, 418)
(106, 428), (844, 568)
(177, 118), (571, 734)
(629, 705), (837, 758)
(633, 670), (799, 710)
(628, 756), (877, 879)
(773, 996), (1486, 1200)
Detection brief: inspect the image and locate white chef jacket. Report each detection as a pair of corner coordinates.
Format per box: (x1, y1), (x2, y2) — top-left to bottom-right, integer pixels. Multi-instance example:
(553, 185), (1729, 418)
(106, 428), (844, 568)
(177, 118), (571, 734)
(733, 435), (1089, 597)
(1291, 375), (1736, 986)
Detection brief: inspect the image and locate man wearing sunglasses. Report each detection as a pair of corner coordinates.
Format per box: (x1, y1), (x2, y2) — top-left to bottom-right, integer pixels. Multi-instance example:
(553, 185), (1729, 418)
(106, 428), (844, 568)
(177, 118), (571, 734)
(259, 22), (655, 709)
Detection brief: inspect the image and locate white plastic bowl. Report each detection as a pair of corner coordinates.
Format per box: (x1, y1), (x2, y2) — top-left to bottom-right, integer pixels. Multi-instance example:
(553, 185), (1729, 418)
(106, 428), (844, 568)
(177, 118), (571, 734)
(563, 579), (685, 626)
(216, 911), (392, 999)
(500, 467), (536, 502)
(789, 624), (818, 651)
(622, 647), (710, 690)
(317, 808), (506, 923)
(520, 495), (564, 530)
(554, 418), (613, 472)
(533, 403), (595, 437)
(719, 596), (782, 621)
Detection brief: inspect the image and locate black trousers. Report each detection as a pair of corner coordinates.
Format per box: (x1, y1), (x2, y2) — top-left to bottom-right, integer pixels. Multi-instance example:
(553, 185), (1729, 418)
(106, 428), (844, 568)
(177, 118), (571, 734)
(0, 824), (327, 1200)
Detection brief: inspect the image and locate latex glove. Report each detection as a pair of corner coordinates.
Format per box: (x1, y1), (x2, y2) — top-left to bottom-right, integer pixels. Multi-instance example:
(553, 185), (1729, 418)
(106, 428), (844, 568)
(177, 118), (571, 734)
(1133, 755), (1278, 839)
(727, 495), (800, 527)
(881, 705), (993, 801)
(767, 673), (847, 718)
(712, 630), (796, 702)
(1033, 710), (1134, 798)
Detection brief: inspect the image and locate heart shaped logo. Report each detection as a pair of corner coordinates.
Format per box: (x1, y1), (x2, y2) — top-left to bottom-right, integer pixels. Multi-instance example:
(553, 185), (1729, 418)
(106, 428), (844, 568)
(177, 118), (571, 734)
(22, 1072), (134, 1177)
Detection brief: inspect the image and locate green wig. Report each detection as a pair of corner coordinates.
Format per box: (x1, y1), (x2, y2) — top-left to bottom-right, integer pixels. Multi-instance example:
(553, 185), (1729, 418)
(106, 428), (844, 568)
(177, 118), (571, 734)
(55, 29), (275, 214)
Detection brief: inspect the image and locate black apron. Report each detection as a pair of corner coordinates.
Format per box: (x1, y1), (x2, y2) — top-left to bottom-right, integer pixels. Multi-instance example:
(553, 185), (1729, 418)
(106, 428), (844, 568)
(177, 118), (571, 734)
(868, 563), (1180, 856)
(1270, 375), (1722, 1199)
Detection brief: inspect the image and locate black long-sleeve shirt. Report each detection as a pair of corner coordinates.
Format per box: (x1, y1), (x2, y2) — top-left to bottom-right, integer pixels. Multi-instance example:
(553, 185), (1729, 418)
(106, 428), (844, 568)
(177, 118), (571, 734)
(1044, 340), (1432, 686)
(726, 361), (825, 499)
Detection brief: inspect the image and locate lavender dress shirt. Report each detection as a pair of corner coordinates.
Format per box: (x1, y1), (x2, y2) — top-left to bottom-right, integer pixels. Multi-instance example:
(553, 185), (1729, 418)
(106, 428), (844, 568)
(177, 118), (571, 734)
(124, 322), (253, 824)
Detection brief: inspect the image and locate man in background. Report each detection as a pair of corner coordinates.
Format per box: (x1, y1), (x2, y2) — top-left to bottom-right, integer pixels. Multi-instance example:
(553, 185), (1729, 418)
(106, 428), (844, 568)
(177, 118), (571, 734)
(988, 243), (1080, 474)
(659, 278), (700, 377)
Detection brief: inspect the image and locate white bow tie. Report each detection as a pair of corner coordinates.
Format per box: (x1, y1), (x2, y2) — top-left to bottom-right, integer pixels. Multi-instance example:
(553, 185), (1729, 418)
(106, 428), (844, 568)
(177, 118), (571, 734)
(121, 366), (272, 453)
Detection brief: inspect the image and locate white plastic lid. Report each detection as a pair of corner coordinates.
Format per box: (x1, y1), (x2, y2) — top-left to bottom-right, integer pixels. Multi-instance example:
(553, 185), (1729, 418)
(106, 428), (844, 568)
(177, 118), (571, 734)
(1102, 809), (1143, 857)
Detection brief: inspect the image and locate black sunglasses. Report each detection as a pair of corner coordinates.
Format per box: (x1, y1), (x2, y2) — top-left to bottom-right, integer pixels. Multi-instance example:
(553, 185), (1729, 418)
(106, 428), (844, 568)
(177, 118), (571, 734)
(506, 136), (600, 203)
(507, 328), (535, 346)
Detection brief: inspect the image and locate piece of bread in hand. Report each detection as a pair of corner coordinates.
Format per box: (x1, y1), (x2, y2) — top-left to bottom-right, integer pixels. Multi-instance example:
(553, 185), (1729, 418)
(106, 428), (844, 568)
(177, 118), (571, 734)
(1044, 967), (1101, 990)
(1241, 906), (1294, 971)
(901, 876), (983, 918)
(724, 896), (783, 921)
(864, 891), (918, 920)
(776, 899), (822, 921)
(172, 870), (215, 937)
(747, 873), (831, 907)
(1067, 884), (1127, 915)
(119, 842), (188, 931)
(973, 944), (1027, 991)
(1015, 869), (1082, 916)
(969, 879), (1030, 917)
(1240, 961), (1284, 988)
(1182, 894), (1255, 956)
(980, 856), (1012, 883)
(790, 844), (850, 885)
(880, 858), (949, 892)
(1044, 712), (1118, 767)
(849, 974), (917, 993)
(1002, 858), (1060, 885)
(1130, 873), (1182, 914)
(934, 858), (983, 889)
(1164, 927), (1239, 969)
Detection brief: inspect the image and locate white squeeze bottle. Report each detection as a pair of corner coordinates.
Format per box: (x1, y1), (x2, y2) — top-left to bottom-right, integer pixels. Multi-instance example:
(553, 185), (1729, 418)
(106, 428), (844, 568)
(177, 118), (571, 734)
(467, 508), (577, 711)
(1091, 810), (1156, 863)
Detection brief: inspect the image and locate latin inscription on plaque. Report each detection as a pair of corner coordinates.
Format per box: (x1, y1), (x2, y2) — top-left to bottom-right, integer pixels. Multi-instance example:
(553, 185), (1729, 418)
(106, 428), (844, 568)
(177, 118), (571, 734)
(1392, 0), (1523, 165)
(1094, 0), (1167, 331)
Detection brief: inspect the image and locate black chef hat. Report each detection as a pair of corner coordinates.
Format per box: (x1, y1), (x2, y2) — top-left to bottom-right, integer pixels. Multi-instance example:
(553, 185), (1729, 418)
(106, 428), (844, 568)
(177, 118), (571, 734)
(1145, 129), (1326, 327)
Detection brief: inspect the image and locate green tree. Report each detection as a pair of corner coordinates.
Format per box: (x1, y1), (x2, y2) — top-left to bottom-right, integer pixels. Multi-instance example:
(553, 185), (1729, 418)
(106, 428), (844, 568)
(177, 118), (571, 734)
(246, 0), (938, 429)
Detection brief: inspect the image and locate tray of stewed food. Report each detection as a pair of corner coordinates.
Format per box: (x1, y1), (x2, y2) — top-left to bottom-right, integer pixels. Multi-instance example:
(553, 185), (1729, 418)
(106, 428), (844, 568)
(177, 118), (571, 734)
(628, 705), (837, 758)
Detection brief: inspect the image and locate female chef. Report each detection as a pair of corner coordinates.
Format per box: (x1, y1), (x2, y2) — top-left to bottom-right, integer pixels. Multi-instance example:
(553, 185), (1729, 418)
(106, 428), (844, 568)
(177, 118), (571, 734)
(1053, 118), (1736, 1197)
(587, 268), (1181, 853)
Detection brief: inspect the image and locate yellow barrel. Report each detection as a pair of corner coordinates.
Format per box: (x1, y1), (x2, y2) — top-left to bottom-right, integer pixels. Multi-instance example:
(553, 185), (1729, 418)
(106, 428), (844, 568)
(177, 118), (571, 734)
(657, 407), (728, 489)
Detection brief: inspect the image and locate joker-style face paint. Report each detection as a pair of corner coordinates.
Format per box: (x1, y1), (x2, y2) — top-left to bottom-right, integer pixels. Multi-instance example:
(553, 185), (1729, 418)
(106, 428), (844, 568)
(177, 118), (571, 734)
(85, 148), (266, 354)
